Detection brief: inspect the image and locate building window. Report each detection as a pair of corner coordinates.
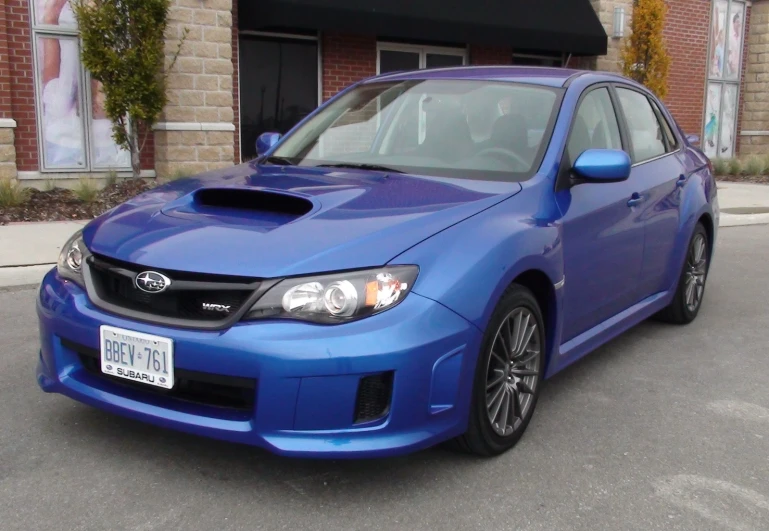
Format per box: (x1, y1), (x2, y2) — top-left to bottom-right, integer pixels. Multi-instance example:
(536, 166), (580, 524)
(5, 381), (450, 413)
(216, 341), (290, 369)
(704, 0), (746, 159)
(31, 0), (130, 172)
(377, 43), (467, 74)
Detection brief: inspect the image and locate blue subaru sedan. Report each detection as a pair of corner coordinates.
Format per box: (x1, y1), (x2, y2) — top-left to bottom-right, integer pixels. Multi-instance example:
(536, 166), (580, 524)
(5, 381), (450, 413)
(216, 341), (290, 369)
(37, 67), (718, 458)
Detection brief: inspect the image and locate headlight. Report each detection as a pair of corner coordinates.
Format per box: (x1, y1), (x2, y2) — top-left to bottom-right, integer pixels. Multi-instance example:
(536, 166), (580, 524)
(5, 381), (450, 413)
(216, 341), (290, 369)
(57, 230), (88, 287)
(245, 266), (418, 324)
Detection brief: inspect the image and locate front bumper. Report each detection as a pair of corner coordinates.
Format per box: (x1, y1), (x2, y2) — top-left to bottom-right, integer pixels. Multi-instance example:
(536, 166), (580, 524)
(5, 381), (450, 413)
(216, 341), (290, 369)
(36, 269), (482, 458)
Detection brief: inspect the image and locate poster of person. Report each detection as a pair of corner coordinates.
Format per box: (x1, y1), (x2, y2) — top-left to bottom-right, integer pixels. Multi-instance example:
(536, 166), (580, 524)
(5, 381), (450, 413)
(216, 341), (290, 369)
(35, 0), (77, 28)
(703, 83), (721, 159)
(725, 2), (745, 79)
(708, 0), (728, 79)
(89, 80), (132, 168)
(718, 85), (738, 158)
(38, 34), (87, 168)
(36, 0), (130, 169)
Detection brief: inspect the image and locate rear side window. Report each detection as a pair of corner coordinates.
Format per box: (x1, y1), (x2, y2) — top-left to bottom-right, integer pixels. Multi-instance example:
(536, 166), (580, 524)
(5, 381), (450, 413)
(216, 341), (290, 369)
(616, 87), (666, 162)
(650, 99), (679, 151)
(567, 87), (622, 163)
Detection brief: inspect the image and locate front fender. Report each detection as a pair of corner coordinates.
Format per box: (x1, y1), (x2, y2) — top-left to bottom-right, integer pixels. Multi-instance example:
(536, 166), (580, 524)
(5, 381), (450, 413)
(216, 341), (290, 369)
(390, 193), (563, 338)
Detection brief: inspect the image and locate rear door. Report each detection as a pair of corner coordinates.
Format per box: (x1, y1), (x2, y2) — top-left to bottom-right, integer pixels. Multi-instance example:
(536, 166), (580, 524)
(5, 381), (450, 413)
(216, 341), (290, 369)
(614, 86), (685, 297)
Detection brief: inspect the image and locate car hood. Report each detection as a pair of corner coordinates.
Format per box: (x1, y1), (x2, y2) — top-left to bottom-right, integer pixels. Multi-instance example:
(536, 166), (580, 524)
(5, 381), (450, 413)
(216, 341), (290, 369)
(84, 164), (522, 278)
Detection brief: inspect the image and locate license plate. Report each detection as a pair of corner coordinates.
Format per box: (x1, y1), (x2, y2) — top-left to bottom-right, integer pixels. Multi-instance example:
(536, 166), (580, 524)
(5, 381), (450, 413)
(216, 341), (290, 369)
(99, 326), (174, 389)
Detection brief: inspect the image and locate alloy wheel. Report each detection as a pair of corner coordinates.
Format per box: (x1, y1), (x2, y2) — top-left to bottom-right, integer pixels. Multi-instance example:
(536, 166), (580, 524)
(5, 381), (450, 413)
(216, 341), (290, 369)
(485, 308), (541, 437)
(684, 233), (707, 312)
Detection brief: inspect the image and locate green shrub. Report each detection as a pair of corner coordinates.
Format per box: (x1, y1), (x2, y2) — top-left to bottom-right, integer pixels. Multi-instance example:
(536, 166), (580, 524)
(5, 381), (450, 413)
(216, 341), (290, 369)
(43, 178), (57, 192)
(0, 178), (30, 207)
(727, 158), (742, 176)
(764, 154), (769, 176)
(744, 156), (766, 176)
(73, 178), (100, 203)
(167, 169), (192, 181)
(712, 158), (729, 176)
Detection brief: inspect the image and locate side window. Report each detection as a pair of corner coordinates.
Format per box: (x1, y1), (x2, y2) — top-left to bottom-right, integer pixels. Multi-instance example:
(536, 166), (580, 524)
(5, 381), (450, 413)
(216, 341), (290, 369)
(650, 99), (679, 151)
(567, 87), (622, 163)
(616, 87), (667, 161)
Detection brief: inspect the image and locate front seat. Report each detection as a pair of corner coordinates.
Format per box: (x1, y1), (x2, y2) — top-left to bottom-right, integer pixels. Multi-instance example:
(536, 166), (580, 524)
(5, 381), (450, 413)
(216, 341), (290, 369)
(486, 113), (531, 162)
(419, 105), (474, 163)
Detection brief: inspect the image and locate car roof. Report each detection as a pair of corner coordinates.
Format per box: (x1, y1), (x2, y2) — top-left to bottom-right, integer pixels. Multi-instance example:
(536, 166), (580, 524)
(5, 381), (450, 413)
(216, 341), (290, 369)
(362, 65), (627, 89)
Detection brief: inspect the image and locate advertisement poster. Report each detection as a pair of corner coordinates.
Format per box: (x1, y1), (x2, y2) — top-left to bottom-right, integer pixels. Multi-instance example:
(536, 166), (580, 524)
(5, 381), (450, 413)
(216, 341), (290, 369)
(726, 2), (745, 79)
(703, 83), (721, 159)
(37, 34), (86, 168)
(719, 85), (738, 158)
(35, 0), (130, 170)
(708, 0), (728, 79)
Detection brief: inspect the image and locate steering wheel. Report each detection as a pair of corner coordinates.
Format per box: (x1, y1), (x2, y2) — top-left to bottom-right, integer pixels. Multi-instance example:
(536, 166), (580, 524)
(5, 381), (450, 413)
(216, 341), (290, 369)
(475, 147), (528, 170)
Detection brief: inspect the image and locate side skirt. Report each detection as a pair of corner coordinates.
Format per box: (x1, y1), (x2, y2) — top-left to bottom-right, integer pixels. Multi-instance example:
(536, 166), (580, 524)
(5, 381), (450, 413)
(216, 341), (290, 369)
(545, 290), (672, 378)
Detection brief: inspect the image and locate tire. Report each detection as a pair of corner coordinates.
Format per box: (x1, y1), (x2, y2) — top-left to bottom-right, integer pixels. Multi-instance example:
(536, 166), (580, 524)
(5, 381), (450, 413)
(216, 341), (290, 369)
(452, 284), (546, 457)
(657, 223), (710, 325)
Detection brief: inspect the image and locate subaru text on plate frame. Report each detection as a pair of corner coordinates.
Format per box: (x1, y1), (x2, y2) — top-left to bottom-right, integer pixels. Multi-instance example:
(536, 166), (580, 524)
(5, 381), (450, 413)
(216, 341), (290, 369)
(36, 67), (718, 458)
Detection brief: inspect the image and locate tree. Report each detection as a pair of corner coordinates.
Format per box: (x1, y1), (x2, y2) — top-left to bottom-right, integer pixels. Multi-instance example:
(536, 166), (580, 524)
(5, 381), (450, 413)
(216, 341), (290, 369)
(621, 0), (671, 99)
(72, 0), (186, 178)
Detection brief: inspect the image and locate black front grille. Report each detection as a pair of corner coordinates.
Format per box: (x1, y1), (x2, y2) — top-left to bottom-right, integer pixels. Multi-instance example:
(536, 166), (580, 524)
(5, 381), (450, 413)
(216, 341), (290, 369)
(66, 340), (257, 411)
(86, 254), (260, 325)
(354, 372), (394, 424)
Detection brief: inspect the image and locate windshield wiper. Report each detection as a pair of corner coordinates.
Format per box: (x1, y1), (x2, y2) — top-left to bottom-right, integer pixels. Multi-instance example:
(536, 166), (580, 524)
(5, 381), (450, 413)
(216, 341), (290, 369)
(316, 163), (404, 174)
(263, 155), (293, 166)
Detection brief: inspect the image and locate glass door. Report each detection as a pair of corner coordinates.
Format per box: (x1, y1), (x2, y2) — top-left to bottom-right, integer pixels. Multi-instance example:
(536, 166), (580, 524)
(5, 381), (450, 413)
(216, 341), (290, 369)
(239, 35), (319, 160)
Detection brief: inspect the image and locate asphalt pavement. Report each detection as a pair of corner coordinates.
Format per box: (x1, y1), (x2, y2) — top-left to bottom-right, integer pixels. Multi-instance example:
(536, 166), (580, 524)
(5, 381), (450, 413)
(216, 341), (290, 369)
(1, 225), (768, 531)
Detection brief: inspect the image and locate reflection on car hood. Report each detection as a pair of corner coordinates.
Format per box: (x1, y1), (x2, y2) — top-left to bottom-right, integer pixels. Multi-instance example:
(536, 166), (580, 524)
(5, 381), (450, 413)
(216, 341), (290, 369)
(83, 164), (522, 278)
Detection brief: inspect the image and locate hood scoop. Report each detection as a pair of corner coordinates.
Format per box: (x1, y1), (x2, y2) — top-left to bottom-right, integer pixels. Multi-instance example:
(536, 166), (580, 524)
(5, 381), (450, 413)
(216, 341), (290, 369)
(161, 187), (316, 228)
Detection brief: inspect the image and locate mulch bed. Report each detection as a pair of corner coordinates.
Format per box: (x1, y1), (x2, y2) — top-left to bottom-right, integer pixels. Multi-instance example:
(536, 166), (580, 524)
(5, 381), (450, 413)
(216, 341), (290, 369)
(715, 175), (769, 184)
(0, 179), (152, 224)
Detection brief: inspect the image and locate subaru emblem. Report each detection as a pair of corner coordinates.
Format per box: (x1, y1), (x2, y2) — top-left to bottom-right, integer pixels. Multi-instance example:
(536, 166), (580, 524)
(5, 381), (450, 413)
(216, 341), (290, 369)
(135, 271), (172, 294)
(106, 364), (113, 371)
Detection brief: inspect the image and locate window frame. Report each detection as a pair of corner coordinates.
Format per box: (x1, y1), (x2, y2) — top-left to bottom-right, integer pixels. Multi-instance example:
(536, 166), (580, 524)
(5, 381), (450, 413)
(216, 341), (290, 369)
(30, 1), (132, 173)
(565, 84), (625, 164)
(612, 84), (678, 166)
(376, 42), (468, 74)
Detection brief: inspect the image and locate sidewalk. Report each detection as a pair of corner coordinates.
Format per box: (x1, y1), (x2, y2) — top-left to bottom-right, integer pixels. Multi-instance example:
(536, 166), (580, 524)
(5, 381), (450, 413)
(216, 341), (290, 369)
(1, 182), (768, 288)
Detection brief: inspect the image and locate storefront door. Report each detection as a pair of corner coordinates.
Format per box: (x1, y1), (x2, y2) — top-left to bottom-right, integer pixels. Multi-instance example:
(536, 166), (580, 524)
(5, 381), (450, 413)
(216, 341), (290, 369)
(239, 34), (319, 160)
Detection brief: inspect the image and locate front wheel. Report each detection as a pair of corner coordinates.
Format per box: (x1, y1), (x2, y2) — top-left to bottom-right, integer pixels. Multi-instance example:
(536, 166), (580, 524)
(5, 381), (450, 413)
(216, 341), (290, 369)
(453, 284), (545, 456)
(657, 223), (710, 324)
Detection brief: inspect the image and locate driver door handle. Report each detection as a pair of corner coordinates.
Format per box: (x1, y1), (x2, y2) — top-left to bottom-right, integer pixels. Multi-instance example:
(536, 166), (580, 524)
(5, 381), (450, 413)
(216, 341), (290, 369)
(627, 193), (642, 208)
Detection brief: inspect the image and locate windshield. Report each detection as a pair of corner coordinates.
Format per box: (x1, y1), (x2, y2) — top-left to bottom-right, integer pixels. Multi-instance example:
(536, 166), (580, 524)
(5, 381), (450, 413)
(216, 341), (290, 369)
(270, 79), (562, 181)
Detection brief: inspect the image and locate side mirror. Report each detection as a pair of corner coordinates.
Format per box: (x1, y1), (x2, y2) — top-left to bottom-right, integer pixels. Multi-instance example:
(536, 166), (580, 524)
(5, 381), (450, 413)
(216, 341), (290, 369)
(686, 134), (700, 145)
(256, 132), (282, 156)
(572, 149), (631, 183)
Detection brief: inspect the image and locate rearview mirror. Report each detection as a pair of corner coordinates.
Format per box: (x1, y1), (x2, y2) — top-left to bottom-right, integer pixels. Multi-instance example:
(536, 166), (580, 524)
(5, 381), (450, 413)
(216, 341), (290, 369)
(256, 132), (282, 156)
(572, 149), (631, 183)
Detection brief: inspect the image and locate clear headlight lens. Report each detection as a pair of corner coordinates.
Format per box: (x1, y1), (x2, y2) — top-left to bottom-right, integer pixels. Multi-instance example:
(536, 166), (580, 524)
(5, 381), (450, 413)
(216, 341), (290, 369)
(56, 230), (88, 287)
(246, 266), (418, 324)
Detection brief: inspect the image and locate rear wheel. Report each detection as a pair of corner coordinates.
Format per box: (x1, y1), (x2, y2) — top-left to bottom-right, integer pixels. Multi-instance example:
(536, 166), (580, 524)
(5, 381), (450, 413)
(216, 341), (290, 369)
(453, 284), (545, 456)
(657, 223), (710, 324)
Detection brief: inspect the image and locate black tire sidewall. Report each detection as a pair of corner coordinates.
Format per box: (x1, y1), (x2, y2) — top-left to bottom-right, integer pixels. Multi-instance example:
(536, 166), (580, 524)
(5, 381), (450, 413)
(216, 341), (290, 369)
(469, 285), (546, 455)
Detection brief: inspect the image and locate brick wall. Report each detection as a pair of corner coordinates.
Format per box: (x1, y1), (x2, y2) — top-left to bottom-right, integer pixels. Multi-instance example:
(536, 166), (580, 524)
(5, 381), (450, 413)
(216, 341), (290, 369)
(0, 0), (16, 179)
(232, 0), (240, 163)
(663, 0), (710, 137)
(6, 0), (36, 172)
(470, 45), (512, 65)
(740, 0), (769, 155)
(321, 33), (377, 102)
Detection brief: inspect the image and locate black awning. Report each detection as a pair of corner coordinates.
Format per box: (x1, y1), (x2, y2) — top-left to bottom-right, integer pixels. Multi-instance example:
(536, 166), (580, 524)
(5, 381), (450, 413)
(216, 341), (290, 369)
(239, 0), (608, 56)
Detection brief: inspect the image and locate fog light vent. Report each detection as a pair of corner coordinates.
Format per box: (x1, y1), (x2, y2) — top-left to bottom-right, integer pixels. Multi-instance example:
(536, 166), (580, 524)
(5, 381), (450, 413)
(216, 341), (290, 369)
(354, 372), (393, 424)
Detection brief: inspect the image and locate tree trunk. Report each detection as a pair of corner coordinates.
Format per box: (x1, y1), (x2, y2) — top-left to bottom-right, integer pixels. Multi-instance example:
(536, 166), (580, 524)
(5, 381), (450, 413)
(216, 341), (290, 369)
(130, 118), (141, 179)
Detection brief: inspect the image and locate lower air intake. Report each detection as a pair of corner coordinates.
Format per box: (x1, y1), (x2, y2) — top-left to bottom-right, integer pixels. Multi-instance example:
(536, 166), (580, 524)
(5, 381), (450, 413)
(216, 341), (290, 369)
(353, 372), (394, 424)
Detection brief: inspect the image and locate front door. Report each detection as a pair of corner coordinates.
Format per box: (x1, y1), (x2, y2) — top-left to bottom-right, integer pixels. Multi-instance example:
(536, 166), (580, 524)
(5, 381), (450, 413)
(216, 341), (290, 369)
(239, 35), (318, 160)
(558, 86), (645, 342)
